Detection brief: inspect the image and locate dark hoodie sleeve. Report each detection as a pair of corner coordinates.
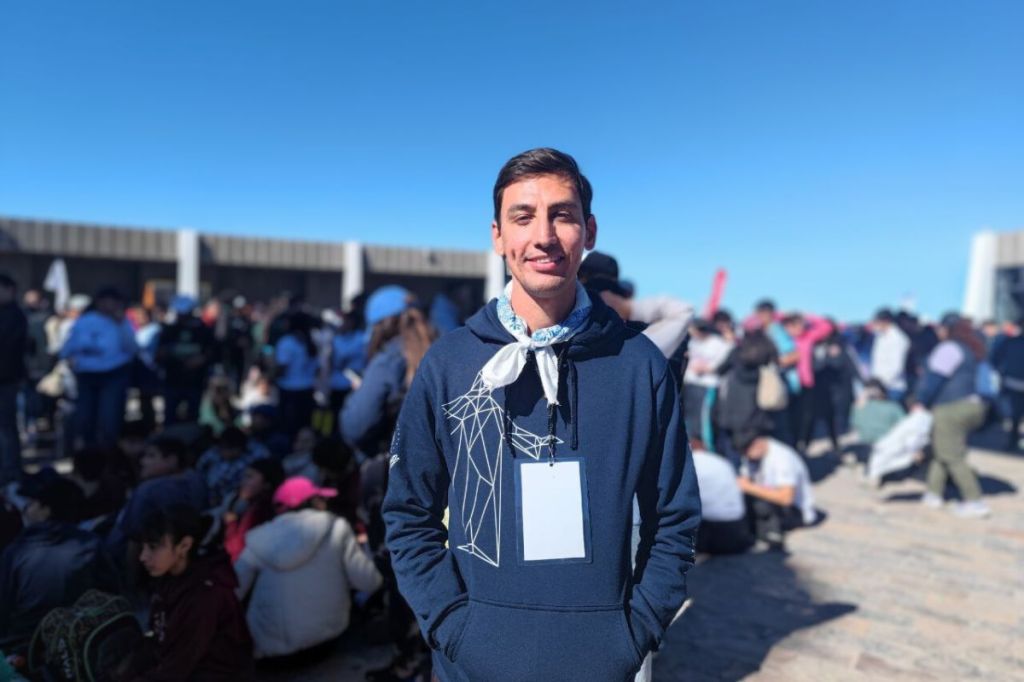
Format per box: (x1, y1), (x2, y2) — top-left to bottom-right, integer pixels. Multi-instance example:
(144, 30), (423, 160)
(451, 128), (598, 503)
(382, 361), (469, 661)
(629, 365), (701, 655)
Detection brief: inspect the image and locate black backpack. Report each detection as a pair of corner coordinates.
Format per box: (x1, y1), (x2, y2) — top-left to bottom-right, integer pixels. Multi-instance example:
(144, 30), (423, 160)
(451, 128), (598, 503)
(28, 590), (143, 682)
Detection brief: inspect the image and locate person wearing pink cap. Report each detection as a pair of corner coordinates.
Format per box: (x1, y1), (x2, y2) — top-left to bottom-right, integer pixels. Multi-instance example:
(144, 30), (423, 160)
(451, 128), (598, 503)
(233, 476), (382, 659)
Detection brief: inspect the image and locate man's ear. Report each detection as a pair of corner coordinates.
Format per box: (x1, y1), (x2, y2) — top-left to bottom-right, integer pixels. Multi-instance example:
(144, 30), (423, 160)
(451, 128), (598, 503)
(584, 215), (597, 251)
(491, 220), (505, 257)
(176, 536), (194, 556)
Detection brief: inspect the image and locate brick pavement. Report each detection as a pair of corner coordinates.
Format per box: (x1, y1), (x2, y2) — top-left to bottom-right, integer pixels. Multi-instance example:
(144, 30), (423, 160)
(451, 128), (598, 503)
(654, 448), (1024, 681)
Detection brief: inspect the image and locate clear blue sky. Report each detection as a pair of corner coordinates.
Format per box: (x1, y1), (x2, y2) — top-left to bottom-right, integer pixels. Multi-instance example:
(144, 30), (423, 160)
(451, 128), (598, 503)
(2, 1), (1022, 321)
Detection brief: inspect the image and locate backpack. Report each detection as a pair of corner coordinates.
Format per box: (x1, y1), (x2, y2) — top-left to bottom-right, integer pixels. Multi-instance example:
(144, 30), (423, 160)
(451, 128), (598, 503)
(756, 364), (789, 411)
(28, 590), (143, 682)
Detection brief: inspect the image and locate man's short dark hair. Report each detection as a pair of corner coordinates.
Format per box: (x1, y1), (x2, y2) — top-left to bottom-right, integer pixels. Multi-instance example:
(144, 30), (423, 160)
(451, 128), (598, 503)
(874, 308), (895, 323)
(150, 436), (188, 468)
(493, 148), (593, 222)
(755, 299), (776, 314)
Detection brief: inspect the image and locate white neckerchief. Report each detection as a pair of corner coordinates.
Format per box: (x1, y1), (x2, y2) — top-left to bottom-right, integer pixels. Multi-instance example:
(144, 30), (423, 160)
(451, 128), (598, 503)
(480, 281), (591, 406)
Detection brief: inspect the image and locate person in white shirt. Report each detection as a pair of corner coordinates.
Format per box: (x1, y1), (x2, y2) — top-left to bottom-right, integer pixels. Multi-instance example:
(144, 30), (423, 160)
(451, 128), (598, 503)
(870, 309), (911, 401)
(683, 320), (735, 445)
(734, 429), (818, 548)
(690, 437), (752, 554)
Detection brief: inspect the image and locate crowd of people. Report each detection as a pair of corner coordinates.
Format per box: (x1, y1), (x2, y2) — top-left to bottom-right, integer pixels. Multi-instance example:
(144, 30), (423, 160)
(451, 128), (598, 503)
(0, 244), (1019, 680)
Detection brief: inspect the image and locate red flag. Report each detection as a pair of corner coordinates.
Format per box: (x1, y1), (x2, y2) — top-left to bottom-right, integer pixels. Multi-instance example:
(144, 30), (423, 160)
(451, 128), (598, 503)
(703, 269), (727, 319)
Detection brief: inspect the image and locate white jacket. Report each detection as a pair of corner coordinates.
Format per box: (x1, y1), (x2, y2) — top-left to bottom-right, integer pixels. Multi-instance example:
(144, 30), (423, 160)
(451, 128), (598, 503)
(870, 325), (910, 392)
(235, 508), (382, 658)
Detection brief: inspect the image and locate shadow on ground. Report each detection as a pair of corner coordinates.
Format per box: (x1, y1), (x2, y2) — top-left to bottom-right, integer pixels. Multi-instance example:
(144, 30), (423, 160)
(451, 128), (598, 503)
(882, 473), (1018, 503)
(653, 551), (856, 682)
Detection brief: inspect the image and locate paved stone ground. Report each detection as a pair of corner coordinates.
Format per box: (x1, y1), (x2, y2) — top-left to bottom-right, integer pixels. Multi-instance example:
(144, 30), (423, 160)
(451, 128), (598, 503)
(655, 447), (1024, 681)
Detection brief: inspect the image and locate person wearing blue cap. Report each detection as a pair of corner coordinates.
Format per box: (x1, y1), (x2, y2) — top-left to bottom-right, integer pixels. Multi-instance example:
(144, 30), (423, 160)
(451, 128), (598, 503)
(156, 294), (215, 426)
(339, 286), (435, 457)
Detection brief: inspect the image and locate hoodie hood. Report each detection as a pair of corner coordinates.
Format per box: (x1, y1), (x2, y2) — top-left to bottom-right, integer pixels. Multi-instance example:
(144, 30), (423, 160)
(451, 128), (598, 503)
(244, 508), (334, 571)
(465, 287), (628, 361)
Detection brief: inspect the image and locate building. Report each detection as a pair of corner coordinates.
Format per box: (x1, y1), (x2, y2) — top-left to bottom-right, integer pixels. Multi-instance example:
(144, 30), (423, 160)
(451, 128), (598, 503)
(0, 216), (506, 314)
(964, 230), (1024, 323)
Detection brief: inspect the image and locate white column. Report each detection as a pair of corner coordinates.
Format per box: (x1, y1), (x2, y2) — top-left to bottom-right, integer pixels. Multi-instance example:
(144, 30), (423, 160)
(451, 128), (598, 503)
(962, 230), (998, 321)
(485, 251), (506, 301)
(176, 228), (200, 298)
(343, 241), (365, 310)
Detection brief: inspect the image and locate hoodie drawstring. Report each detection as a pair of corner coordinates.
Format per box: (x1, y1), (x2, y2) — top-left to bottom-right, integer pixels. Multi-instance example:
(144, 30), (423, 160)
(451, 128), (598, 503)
(505, 347), (579, 465)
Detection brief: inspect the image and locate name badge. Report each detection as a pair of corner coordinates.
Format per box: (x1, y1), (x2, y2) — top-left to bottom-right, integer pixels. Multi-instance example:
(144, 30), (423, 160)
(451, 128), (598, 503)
(514, 457), (591, 564)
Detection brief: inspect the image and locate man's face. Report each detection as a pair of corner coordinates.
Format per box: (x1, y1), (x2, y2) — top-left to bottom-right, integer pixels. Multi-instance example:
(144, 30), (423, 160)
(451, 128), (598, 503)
(492, 174), (596, 310)
(746, 438), (769, 460)
(140, 535), (191, 577)
(293, 427), (316, 455)
(22, 498), (51, 525)
(783, 320), (803, 338)
(755, 308), (774, 328)
(139, 445), (178, 480)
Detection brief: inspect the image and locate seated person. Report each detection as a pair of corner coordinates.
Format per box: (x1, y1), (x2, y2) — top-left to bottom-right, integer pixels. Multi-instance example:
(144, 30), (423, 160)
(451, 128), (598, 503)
(690, 437), (753, 555)
(116, 504), (253, 681)
(69, 446), (128, 528)
(281, 426), (321, 483)
(314, 437), (363, 534)
(852, 378), (906, 445)
(246, 405), (290, 458)
(196, 427), (269, 506)
(0, 470), (114, 654)
(199, 375), (239, 437)
(234, 477), (382, 660)
(114, 436), (209, 546)
(220, 458), (284, 563)
(733, 429), (818, 548)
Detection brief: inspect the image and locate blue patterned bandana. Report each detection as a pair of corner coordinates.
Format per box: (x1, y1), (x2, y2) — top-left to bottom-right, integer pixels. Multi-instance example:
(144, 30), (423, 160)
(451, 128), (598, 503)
(480, 280), (592, 405)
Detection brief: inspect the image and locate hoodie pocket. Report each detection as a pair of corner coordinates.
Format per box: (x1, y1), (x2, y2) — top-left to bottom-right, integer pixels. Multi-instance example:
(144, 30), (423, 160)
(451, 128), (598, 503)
(455, 600), (642, 682)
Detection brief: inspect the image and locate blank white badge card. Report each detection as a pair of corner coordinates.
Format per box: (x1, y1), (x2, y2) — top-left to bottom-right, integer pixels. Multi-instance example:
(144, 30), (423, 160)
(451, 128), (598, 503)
(517, 459), (588, 562)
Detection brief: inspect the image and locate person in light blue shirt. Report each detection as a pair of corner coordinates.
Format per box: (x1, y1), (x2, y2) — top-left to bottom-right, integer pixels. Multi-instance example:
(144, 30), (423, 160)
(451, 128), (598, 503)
(327, 322), (367, 432)
(274, 312), (320, 437)
(60, 288), (138, 448)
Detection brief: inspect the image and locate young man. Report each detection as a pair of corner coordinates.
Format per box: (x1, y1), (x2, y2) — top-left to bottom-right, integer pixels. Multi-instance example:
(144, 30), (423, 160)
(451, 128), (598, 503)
(734, 429), (817, 548)
(0, 470), (113, 654)
(383, 148), (700, 682)
(117, 504), (252, 681)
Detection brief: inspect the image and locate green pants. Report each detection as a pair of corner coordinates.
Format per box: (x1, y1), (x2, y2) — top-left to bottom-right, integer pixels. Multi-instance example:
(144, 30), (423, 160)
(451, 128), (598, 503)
(927, 399), (987, 501)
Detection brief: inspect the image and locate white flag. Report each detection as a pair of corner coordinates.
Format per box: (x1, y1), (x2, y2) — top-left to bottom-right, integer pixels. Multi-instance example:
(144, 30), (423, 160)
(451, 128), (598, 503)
(43, 258), (70, 313)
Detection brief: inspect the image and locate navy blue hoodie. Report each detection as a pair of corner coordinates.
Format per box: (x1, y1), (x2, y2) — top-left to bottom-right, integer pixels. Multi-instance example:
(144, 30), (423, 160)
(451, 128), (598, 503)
(383, 295), (700, 682)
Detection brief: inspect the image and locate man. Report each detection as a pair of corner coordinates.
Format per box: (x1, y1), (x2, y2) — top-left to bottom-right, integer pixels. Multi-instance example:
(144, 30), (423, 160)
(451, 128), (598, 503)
(752, 299), (800, 445)
(0, 470), (114, 653)
(734, 428), (817, 550)
(993, 320), (1024, 451)
(870, 308), (911, 402)
(156, 294), (215, 425)
(383, 148), (700, 682)
(0, 274), (27, 488)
